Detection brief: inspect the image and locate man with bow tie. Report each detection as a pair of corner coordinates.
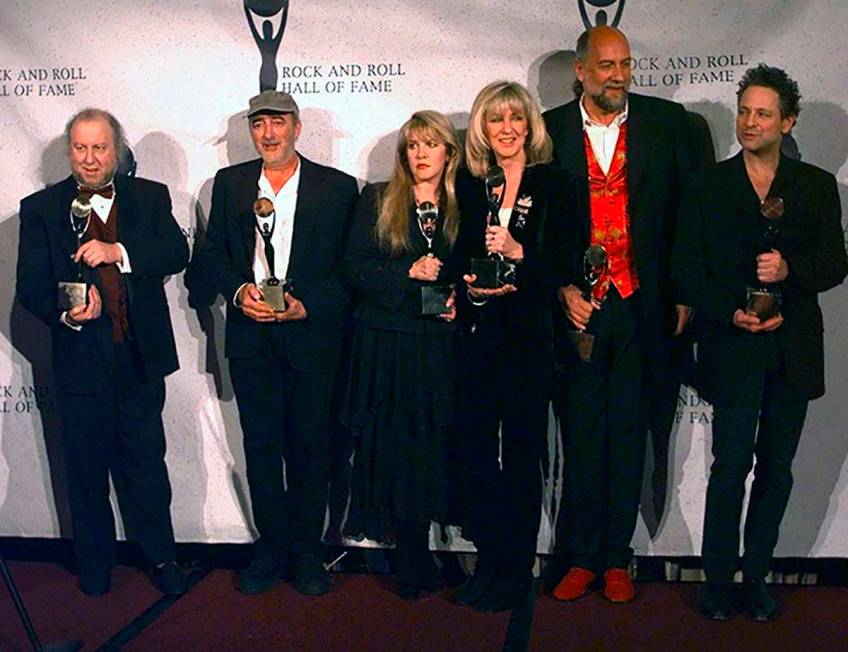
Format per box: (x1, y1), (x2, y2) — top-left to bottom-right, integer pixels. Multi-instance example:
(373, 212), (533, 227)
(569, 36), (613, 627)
(15, 108), (189, 597)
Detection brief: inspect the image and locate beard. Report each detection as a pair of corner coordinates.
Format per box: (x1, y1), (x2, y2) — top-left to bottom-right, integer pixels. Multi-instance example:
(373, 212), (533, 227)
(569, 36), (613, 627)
(591, 85), (628, 113)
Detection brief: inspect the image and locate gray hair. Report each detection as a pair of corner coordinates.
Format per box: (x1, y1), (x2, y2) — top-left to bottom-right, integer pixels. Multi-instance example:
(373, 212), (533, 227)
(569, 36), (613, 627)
(64, 108), (130, 161)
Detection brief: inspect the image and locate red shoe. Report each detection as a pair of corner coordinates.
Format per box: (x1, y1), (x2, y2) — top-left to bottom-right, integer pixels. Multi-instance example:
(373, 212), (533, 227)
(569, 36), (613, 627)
(603, 568), (635, 603)
(552, 567), (596, 601)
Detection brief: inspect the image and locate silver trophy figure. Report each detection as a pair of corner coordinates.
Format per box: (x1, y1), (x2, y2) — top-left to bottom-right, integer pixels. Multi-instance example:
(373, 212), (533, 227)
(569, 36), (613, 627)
(57, 194), (92, 310)
(470, 165), (516, 289)
(746, 196), (784, 321)
(254, 196), (288, 311)
(568, 244), (609, 362)
(416, 201), (452, 315)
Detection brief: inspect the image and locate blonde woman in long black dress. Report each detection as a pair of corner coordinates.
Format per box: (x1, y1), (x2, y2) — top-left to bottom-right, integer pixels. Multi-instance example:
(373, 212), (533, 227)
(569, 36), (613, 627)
(342, 111), (462, 599)
(453, 81), (579, 612)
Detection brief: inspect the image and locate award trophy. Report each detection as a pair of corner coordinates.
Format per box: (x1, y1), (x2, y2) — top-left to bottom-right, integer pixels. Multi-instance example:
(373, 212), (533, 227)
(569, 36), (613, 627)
(745, 196), (784, 321)
(416, 201), (452, 315)
(57, 194), (92, 311)
(253, 197), (289, 311)
(470, 165), (516, 288)
(568, 244), (609, 362)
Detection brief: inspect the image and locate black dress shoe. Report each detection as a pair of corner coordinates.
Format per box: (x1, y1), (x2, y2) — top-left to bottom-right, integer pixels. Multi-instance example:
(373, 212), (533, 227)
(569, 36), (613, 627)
(698, 582), (737, 620)
(743, 578), (779, 621)
(152, 561), (188, 596)
(454, 572), (494, 607)
(236, 551), (286, 595)
(80, 569), (111, 597)
(474, 576), (532, 613)
(293, 553), (330, 596)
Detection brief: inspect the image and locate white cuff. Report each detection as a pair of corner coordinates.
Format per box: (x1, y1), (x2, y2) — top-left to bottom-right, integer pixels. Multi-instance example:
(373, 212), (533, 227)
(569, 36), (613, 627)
(466, 289), (488, 306)
(60, 311), (83, 331)
(234, 283), (250, 308)
(115, 242), (131, 273)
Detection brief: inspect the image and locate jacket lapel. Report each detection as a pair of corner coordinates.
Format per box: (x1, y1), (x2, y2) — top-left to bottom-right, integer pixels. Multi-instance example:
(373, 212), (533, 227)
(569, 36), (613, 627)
(625, 97), (649, 199)
(113, 175), (139, 241)
(287, 156), (323, 279)
(238, 160), (263, 268)
(53, 176), (81, 260)
(559, 103), (589, 181)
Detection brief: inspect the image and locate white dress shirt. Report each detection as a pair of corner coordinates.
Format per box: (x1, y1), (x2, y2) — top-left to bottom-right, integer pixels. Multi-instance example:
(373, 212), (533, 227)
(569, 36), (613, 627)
(579, 95), (629, 175)
(234, 158), (301, 307)
(253, 158), (300, 285)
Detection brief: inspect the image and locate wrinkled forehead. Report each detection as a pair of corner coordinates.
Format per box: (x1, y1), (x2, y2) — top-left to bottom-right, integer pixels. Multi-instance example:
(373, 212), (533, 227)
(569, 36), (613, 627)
(69, 117), (114, 144)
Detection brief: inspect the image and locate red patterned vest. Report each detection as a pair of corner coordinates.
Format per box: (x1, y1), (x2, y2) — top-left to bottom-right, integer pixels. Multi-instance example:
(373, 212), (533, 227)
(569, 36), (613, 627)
(583, 122), (639, 300)
(85, 202), (131, 343)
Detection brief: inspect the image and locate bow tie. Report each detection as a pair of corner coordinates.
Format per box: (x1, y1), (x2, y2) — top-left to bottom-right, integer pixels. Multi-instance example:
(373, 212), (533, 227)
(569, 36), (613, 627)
(78, 184), (114, 199)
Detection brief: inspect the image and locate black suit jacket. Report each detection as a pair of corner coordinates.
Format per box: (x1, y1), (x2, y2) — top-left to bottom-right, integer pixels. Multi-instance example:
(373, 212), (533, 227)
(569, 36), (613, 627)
(454, 163), (579, 371)
(187, 156), (358, 373)
(673, 152), (848, 404)
(543, 93), (698, 353)
(16, 174), (188, 394)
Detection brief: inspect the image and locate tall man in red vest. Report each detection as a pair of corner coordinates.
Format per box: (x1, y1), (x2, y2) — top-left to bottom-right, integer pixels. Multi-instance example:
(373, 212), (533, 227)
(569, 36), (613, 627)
(544, 26), (697, 602)
(16, 108), (189, 597)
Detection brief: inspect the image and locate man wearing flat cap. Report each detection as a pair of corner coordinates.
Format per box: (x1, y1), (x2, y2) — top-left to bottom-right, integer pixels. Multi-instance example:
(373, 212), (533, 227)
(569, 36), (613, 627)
(187, 90), (358, 595)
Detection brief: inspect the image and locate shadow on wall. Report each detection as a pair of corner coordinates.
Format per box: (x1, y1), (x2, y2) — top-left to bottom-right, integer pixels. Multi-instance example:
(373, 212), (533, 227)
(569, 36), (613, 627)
(529, 50), (576, 113)
(0, 140), (74, 538)
(777, 101), (848, 556)
(686, 101), (736, 163)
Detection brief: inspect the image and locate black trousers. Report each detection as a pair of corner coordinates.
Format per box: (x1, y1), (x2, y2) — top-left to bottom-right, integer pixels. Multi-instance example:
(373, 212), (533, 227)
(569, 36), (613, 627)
(459, 329), (550, 582)
(702, 368), (808, 582)
(229, 326), (334, 559)
(564, 289), (644, 572)
(58, 342), (175, 579)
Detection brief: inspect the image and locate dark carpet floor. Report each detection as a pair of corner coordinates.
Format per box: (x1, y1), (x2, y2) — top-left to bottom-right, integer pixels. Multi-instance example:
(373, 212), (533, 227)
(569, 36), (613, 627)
(2, 562), (847, 651)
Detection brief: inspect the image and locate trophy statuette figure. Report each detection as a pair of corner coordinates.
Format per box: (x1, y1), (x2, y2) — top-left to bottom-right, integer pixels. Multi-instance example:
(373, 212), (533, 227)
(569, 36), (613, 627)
(416, 201), (452, 315)
(470, 164), (516, 289)
(253, 196), (289, 311)
(745, 196), (784, 321)
(57, 193), (93, 310)
(568, 244), (609, 362)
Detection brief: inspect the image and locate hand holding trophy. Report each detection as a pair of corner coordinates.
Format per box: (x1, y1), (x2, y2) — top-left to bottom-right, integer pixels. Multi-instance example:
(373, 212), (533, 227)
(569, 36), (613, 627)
(416, 201), (452, 315)
(253, 196), (290, 311)
(470, 164), (516, 289)
(57, 193), (93, 310)
(746, 196), (784, 321)
(568, 244), (609, 362)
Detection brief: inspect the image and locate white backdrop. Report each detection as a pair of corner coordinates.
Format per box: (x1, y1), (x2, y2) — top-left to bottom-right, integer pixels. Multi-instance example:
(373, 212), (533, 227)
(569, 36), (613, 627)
(1, 0), (847, 557)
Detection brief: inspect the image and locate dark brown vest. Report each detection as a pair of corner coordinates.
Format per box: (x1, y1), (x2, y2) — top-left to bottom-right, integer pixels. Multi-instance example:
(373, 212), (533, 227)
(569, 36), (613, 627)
(86, 203), (131, 342)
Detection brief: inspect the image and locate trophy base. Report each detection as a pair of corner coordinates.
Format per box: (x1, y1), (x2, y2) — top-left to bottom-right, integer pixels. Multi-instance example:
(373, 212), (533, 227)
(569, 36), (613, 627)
(259, 280), (287, 312)
(470, 257), (515, 289)
(746, 287), (781, 321)
(420, 285), (451, 315)
(568, 329), (595, 363)
(57, 281), (88, 311)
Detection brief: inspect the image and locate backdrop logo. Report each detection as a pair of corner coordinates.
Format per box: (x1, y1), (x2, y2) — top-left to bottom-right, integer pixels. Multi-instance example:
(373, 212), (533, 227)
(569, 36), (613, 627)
(578, 0), (626, 28)
(244, 0), (290, 91)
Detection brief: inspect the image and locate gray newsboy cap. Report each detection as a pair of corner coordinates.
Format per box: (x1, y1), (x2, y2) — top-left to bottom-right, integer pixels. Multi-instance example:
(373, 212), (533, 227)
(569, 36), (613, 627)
(246, 90), (300, 119)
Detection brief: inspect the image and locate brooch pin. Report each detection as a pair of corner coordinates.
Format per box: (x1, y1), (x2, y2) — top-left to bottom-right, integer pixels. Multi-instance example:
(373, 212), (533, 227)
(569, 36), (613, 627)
(513, 195), (532, 228)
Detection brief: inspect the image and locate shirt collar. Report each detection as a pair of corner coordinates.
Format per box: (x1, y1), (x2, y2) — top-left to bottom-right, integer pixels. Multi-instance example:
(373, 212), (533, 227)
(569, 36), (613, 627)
(258, 154), (301, 199)
(579, 94), (629, 129)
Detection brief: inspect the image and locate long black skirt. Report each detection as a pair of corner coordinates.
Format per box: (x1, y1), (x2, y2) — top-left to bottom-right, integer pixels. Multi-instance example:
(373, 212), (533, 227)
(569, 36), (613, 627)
(342, 323), (457, 543)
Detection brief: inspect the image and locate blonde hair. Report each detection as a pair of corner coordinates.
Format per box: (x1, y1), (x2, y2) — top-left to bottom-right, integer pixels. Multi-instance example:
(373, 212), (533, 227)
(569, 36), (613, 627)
(376, 110), (462, 255)
(465, 81), (552, 178)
